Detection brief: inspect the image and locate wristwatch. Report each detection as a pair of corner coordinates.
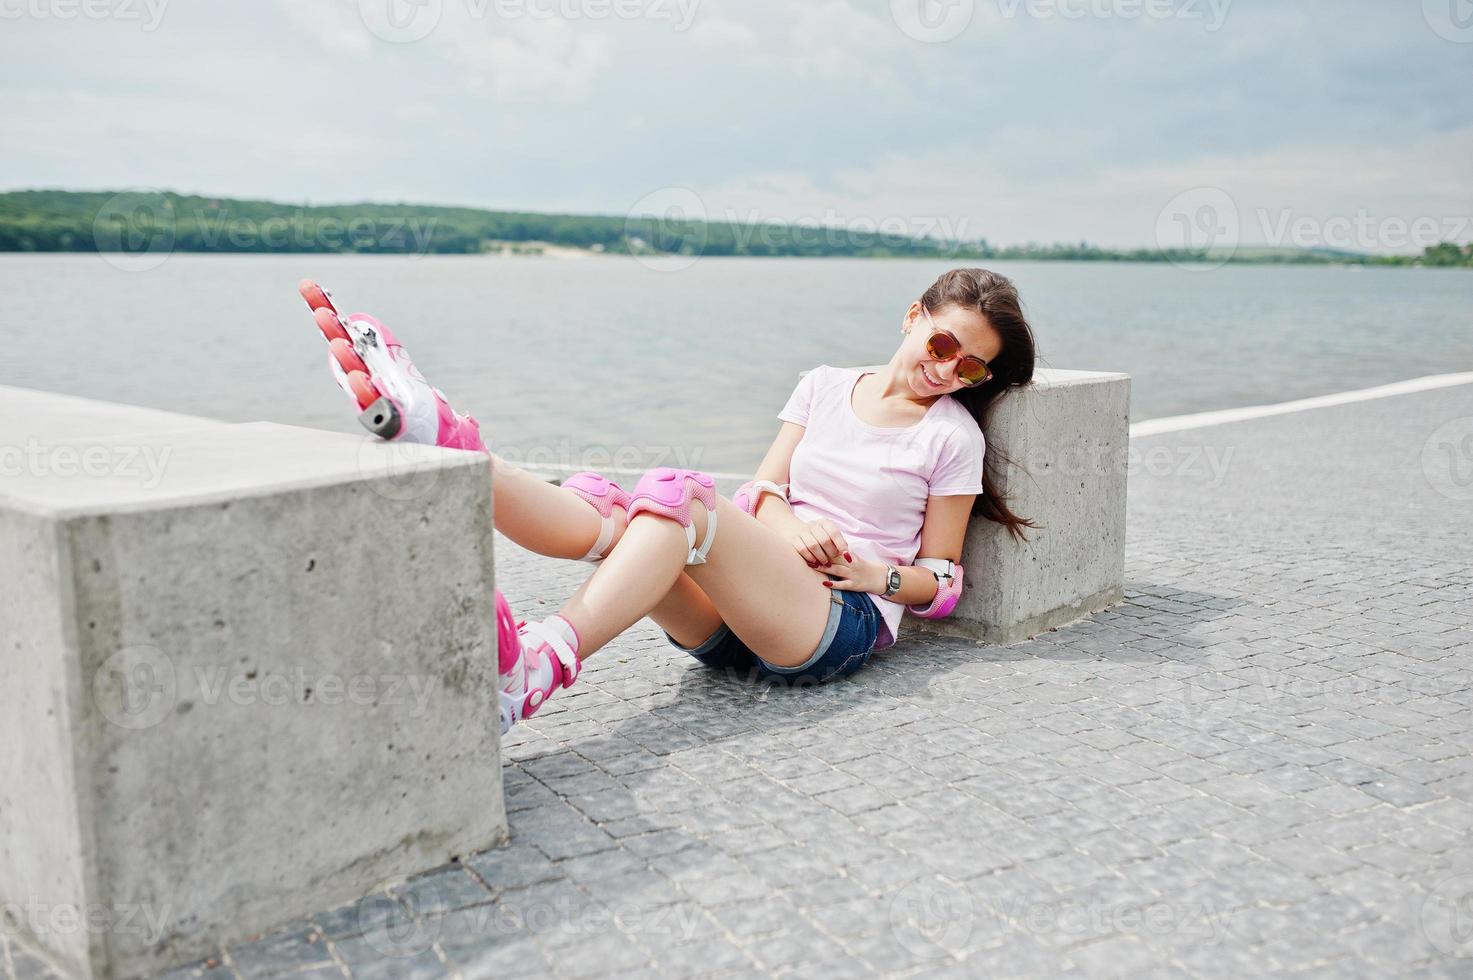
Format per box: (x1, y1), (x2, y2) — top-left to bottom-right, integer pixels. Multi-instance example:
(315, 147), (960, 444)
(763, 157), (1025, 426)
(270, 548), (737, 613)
(881, 564), (903, 598)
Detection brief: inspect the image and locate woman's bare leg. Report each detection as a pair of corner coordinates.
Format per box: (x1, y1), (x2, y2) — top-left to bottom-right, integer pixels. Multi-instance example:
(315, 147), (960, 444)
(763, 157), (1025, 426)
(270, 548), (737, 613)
(556, 494), (832, 668)
(562, 564), (723, 650)
(491, 455), (724, 646)
(490, 455), (617, 560)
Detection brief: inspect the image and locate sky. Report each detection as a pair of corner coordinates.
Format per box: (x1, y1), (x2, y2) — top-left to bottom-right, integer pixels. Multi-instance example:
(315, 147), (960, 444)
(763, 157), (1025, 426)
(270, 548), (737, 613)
(1, 0), (1470, 252)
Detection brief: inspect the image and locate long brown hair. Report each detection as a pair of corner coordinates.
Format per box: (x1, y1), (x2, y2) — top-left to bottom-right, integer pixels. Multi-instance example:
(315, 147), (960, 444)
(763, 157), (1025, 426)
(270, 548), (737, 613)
(920, 268), (1040, 542)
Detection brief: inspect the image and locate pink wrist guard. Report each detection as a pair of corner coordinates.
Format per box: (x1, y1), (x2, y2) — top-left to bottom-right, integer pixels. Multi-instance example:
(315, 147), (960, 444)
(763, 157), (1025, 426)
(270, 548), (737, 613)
(908, 559), (963, 619)
(734, 479), (789, 516)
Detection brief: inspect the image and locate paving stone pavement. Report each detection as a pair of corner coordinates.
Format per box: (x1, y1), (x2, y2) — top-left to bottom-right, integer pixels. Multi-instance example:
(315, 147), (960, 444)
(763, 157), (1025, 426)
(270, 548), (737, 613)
(7, 384), (1471, 979)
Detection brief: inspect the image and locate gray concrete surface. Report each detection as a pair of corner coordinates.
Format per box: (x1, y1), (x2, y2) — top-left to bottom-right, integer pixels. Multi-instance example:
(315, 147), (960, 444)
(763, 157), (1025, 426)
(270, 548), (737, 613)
(7, 381), (1473, 979)
(0, 389), (507, 979)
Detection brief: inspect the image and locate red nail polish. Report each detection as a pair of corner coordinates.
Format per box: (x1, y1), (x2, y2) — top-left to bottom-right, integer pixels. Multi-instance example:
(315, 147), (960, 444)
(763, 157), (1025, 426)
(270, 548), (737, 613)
(822, 581), (833, 588)
(844, 552), (852, 562)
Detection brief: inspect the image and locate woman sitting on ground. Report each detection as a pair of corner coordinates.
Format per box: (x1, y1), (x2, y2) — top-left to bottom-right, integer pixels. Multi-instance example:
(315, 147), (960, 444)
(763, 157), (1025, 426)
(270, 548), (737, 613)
(298, 267), (1037, 734)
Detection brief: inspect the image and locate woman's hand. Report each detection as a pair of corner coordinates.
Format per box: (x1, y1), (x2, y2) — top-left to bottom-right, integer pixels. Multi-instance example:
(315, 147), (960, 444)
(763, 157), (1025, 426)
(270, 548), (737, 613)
(791, 518), (849, 567)
(819, 555), (887, 595)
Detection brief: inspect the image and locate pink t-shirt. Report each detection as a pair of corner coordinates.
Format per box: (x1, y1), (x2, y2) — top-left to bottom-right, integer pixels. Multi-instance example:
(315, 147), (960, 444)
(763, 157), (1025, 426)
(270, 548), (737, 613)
(777, 365), (986, 649)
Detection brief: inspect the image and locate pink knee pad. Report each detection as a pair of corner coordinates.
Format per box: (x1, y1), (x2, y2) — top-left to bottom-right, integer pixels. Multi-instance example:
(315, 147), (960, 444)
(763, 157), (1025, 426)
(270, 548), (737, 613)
(561, 472), (633, 563)
(625, 467), (719, 565)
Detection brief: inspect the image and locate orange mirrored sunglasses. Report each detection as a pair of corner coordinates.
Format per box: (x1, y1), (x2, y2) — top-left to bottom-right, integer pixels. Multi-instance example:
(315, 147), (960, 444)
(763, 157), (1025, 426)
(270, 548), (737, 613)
(921, 305), (992, 386)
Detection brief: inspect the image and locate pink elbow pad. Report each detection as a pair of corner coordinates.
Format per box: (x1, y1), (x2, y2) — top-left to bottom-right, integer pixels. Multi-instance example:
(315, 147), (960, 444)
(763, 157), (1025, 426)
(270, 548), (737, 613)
(908, 560), (963, 619)
(734, 479), (788, 516)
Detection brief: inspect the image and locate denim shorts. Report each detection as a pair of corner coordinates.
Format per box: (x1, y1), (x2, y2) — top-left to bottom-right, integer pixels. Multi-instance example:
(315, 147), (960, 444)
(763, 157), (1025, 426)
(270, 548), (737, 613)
(664, 588), (880, 685)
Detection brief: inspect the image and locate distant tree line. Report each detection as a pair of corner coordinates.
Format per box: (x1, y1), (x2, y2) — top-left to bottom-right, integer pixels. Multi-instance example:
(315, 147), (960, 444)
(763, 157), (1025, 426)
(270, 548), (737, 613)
(1407, 242), (1473, 267)
(0, 190), (1467, 266)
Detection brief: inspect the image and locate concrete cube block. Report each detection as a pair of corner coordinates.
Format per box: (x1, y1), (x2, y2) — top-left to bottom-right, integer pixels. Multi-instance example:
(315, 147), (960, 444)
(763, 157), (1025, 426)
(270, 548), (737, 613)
(0, 387), (505, 979)
(832, 366), (1129, 644)
(909, 367), (1131, 643)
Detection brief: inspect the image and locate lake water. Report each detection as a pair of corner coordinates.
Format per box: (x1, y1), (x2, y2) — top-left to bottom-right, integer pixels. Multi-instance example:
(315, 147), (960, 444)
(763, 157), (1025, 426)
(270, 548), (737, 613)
(3, 254), (1470, 474)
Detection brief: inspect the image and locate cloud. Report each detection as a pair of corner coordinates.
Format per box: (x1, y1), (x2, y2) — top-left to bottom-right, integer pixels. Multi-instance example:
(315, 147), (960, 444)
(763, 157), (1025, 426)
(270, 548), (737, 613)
(784, 1), (899, 82)
(693, 125), (1473, 252)
(690, 16), (758, 50)
(440, 17), (616, 103)
(0, 0), (1468, 251)
(275, 1), (373, 56)
(275, 0), (618, 104)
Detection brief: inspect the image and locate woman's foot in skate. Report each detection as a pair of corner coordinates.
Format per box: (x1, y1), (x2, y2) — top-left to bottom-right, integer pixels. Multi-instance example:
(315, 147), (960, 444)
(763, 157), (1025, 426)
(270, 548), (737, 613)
(495, 591), (582, 734)
(299, 279), (485, 452)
